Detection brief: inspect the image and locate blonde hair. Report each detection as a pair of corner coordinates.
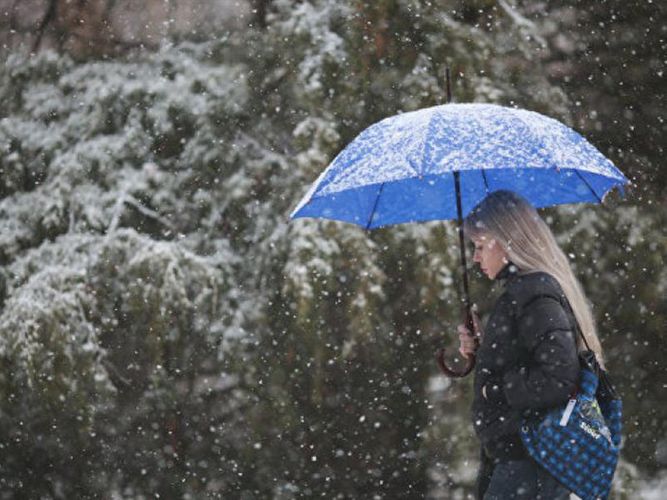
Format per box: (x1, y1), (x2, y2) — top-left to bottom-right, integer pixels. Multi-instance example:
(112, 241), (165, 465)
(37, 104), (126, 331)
(463, 189), (604, 365)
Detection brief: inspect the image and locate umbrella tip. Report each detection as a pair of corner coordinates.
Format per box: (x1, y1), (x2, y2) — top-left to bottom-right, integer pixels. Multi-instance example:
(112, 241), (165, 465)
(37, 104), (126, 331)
(445, 67), (452, 104)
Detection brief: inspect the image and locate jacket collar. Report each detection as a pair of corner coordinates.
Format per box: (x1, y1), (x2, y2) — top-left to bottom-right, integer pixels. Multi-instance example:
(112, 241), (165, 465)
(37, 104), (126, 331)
(494, 261), (520, 283)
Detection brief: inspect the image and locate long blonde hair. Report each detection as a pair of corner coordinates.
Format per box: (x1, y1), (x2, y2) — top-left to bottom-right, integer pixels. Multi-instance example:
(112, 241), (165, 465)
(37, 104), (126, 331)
(463, 189), (604, 365)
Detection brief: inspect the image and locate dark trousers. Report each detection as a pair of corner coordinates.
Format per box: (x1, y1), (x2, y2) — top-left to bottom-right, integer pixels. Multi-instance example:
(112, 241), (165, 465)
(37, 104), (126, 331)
(476, 454), (570, 500)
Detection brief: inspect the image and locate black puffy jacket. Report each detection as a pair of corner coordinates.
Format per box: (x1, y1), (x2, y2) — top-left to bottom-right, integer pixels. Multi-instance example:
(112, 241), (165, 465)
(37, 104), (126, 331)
(472, 261), (580, 460)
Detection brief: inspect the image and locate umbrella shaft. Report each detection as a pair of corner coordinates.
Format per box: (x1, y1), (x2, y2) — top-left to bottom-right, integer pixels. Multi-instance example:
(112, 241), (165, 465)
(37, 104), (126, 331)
(454, 171), (471, 312)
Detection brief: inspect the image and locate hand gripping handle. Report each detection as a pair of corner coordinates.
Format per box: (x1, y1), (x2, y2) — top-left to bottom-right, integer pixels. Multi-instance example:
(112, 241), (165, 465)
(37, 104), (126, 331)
(436, 308), (479, 378)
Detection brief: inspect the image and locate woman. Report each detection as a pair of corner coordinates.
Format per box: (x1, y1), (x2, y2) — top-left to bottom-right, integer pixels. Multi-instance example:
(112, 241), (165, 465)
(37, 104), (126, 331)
(457, 190), (605, 500)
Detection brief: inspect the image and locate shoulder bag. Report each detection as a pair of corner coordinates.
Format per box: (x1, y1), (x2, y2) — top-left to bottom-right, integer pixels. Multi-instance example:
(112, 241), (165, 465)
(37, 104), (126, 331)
(519, 301), (622, 500)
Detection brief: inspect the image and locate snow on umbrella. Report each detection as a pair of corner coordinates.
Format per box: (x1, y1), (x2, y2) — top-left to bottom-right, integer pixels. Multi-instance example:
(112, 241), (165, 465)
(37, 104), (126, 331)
(291, 102), (630, 376)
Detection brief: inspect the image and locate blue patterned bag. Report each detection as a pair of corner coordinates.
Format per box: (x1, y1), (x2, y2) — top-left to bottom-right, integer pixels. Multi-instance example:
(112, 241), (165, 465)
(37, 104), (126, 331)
(520, 331), (622, 499)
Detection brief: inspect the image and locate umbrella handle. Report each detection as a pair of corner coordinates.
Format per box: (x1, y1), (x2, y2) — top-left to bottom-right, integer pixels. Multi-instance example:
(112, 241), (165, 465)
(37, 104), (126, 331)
(436, 347), (476, 377)
(436, 307), (479, 377)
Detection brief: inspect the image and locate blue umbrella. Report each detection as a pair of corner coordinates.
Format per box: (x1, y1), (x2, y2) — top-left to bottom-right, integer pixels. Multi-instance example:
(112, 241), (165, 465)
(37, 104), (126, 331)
(291, 103), (628, 228)
(290, 101), (630, 375)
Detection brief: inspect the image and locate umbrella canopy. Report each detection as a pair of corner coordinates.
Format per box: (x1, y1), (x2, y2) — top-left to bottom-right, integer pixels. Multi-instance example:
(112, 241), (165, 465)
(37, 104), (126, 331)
(291, 103), (629, 228)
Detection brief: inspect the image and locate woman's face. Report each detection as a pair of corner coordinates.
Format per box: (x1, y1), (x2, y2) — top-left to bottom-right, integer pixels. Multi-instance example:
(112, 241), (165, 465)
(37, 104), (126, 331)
(471, 234), (509, 279)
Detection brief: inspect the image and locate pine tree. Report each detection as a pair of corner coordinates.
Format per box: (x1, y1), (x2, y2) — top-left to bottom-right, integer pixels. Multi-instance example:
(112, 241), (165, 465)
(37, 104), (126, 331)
(0, 0), (663, 497)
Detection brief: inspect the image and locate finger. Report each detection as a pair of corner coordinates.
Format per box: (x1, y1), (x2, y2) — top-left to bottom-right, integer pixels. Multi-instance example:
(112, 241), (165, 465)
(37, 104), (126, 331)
(463, 330), (475, 341)
(460, 340), (475, 352)
(459, 335), (474, 348)
(457, 325), (470, 335)
(458, 347), (469, 359)
(471, 313), (482, 334)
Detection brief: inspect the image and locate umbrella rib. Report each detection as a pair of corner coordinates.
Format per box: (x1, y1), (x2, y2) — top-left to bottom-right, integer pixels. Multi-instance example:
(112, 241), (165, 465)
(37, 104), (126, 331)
(365, 182), (385, 229)
(574, 170), (603, 203)
(481, 168), (490, 193)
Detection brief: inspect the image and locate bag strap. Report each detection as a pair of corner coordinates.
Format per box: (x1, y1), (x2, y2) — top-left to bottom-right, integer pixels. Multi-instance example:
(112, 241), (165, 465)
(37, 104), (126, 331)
(560, 295), (594, 354)
(561, 294), (619, 398)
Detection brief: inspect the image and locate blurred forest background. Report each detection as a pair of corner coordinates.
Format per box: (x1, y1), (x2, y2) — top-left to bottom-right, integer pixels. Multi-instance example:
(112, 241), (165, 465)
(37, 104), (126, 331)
(0, 0), (665, 498)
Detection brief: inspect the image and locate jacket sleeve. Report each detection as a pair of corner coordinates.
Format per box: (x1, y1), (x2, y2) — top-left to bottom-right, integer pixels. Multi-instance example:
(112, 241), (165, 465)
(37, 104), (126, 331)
(500, 294), (579, 411)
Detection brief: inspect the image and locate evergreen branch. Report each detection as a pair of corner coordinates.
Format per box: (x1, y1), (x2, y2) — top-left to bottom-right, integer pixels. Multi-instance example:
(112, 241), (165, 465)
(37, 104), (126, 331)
(107, 194), (175, 234)
(32, 0), (58, 53)
(123, 195), (176, 232)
